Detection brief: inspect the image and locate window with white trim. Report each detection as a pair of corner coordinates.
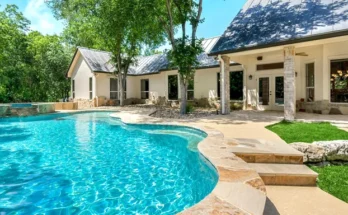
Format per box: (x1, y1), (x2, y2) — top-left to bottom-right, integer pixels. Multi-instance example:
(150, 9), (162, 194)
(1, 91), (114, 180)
(141, 79), (149, 99)
(306, 63), (315, 102)
(110, 78), (118, 99)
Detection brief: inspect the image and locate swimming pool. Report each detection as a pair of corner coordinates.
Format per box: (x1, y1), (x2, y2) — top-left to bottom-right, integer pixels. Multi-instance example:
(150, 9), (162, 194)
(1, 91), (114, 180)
(0, 112), (218, 214)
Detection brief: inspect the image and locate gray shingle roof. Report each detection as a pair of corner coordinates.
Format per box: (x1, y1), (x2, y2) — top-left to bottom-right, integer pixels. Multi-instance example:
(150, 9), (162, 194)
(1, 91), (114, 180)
(78, 37), (222, 76)
(210, 0), (348, 55)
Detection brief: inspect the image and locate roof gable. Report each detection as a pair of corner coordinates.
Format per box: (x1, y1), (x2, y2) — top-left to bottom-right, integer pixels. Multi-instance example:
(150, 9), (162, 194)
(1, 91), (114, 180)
(68, 37), (222, 76)
(211, 0), (348, 55)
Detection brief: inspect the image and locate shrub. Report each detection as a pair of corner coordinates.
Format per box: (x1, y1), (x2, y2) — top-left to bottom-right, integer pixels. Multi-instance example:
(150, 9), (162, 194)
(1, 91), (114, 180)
(186, 103), (195, 113)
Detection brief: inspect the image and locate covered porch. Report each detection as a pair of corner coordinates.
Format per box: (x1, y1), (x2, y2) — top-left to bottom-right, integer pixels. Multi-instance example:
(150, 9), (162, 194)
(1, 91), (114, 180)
(217, 35), (348, 121)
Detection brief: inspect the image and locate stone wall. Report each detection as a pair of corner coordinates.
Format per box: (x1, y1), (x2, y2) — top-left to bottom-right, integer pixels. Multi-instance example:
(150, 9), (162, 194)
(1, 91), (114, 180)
(297, 100), (348, 115)
(35, 103), (55, 114)
(0, 105), (10, 117)
(74, 99), (95, 109)
(55, 102), (78, 110)
(0, 103), (55, 117)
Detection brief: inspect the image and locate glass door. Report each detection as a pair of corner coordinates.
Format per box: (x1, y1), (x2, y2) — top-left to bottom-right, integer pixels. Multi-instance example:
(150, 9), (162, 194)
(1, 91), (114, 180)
(258, 77), (271, 110)
(273, 76), (284, 110)
(257, 75), (285, 111)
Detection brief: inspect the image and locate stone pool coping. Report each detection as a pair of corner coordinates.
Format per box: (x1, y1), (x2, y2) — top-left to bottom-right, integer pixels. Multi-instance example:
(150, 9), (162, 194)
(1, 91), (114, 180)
(110, 112), (267, 215)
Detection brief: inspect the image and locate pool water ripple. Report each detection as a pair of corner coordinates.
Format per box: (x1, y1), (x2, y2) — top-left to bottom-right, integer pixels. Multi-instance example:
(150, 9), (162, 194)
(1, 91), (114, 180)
(0, 112), (218, 214)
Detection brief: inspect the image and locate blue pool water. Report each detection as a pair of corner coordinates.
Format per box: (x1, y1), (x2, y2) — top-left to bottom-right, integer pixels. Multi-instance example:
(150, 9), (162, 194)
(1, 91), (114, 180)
(0, 112), (218, 214)
(10, 103), (33, 108)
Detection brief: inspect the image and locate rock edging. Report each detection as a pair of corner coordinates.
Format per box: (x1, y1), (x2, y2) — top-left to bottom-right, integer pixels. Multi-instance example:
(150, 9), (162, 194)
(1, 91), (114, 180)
(291, 141), (348, 163)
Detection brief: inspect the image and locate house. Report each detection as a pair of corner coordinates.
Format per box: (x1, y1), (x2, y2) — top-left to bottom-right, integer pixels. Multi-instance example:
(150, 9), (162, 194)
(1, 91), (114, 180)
(209, 0), (348, 120)
(67, 0), (348, 119)
(66, 37), (244, 108)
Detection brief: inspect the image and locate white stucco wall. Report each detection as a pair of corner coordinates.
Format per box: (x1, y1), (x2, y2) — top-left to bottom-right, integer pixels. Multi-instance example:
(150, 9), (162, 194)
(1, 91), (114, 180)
(71, 55), (94, 100)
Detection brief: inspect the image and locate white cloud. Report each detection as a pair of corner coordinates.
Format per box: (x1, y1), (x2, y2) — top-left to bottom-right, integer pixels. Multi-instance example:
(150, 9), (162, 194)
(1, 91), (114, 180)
(24, 0), (63, 35)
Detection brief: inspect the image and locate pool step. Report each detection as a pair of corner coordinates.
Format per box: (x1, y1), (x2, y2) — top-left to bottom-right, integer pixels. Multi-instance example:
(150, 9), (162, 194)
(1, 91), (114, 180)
(248, 163), (318, 186)
(234, 152), (303, 164)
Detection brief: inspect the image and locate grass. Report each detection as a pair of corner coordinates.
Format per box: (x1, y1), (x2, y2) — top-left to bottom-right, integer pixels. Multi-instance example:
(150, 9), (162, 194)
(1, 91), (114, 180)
(266, 121), (348, 143)
(310, 165), (348, 203)
(267, 121), (348, 202)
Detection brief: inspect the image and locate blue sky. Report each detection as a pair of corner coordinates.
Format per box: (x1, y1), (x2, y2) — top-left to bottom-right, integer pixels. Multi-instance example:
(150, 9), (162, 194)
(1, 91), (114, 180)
(0, 0), (246, 38)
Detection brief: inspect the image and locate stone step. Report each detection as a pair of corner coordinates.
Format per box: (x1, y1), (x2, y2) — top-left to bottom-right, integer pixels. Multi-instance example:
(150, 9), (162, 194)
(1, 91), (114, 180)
(234, 152), (303, 164)
(226, 138), (304, 164)
(248, 163), (318, 186)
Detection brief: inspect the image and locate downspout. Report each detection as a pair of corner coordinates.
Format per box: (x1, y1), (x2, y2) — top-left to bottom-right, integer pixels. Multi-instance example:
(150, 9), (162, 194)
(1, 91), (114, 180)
(218, 55), (225, 114)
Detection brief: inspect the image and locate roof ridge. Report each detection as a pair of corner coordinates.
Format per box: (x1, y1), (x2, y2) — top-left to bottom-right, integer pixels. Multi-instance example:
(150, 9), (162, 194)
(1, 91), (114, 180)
(78, 46), (111, 54)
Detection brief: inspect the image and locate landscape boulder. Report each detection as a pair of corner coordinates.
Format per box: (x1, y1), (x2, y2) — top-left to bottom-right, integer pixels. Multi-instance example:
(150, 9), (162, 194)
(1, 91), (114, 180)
(291, 143), (325, 163)
(291, 141), (348, 163)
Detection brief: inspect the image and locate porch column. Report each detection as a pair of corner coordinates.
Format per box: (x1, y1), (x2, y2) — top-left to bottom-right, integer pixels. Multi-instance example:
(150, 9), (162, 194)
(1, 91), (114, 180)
(284, 46), (296, 121)
(220, 55), (231, 115)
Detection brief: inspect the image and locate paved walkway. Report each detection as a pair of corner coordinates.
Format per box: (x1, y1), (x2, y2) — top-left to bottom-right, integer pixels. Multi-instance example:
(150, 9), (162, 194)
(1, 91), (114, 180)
(192, 111), (348, 215)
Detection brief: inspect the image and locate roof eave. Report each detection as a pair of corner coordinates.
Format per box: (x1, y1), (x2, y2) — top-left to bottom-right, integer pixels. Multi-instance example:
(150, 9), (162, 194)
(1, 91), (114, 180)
(208, 30), (348, 57)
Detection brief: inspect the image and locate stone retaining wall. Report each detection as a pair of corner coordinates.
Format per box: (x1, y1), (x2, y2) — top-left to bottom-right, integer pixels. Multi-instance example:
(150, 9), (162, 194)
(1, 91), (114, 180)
(0, 103), (55, 117)
(297, 100), (348, 115)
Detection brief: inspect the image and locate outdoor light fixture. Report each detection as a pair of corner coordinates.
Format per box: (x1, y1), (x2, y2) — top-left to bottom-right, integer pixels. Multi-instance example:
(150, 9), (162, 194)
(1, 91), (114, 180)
(249, 75), (253, 80)
(295, 72), (298, 77)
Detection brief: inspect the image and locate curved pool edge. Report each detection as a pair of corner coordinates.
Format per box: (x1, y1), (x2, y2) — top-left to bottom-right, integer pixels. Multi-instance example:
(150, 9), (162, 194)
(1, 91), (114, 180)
(110, 112), (267, 215)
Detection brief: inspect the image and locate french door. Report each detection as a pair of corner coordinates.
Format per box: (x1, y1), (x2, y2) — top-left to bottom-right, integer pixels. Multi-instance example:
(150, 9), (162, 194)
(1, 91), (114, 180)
(257, 75), (284, 111)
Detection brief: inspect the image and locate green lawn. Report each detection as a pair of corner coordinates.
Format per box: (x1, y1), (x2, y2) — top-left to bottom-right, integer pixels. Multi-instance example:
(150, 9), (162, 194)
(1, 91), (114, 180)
(267, 121), (348, 202)
(310, 165), (348, 203)
(266, 121), (348, 143)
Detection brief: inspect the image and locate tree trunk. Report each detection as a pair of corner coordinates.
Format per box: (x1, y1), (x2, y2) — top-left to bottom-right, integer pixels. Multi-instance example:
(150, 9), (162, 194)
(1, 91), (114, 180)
(180, 75), (187, 115)
(119, 74), (124, 106)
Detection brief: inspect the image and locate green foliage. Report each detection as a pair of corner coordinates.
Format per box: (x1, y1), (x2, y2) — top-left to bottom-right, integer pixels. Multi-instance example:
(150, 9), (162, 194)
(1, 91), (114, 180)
(310, 165), (348, 203)
(266, 121), (348, 143)
(186, 103), (195, 113)
(158, 0), (204, 114)
(49, 0), (166, 105)
(0, 4), (71, 103)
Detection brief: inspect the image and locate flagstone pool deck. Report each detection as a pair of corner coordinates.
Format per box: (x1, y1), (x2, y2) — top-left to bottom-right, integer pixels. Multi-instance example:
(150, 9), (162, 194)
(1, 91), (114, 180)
(61, 108), (348, 214)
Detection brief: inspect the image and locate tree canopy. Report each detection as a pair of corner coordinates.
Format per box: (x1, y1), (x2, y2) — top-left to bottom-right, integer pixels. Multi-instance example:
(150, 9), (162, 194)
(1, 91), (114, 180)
(49, 0), (167, 105)
(0, 4), (71, 103)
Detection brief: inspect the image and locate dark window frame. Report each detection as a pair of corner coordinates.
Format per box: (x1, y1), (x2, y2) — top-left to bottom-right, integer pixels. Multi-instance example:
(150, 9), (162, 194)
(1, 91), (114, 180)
(330, 59), (348, 103)
(72, 80), (75, 99)
(110, 78), (118, 100)
(168, 75), (179, 100)
(141, 79), (150, 99)
(217, 71), (244, 100)
(89, 77), (93, 100)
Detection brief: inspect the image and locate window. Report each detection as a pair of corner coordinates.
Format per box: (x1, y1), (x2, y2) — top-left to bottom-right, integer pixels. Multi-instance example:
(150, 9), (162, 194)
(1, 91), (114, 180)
(141, 79), (149, 99)
(168, 75), (178, 100)
(110, 78), (118, 99)
(72, 80), (75, 99)
(306, 63), (315, 102)
(217, 71), (243, 100)
(89, 77), (93, 100)
(331, 59), (348, 103)
(187, 79), (194, 100)
(257, 63), (284, 71)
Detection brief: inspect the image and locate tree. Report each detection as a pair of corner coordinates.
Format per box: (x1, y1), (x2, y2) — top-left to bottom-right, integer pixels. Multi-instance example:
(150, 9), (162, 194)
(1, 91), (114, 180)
(157, 0), (204, 114)
(49, 0), (165, 106)
(0, 4), (71, 103)
(0, 4), (31, 102)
